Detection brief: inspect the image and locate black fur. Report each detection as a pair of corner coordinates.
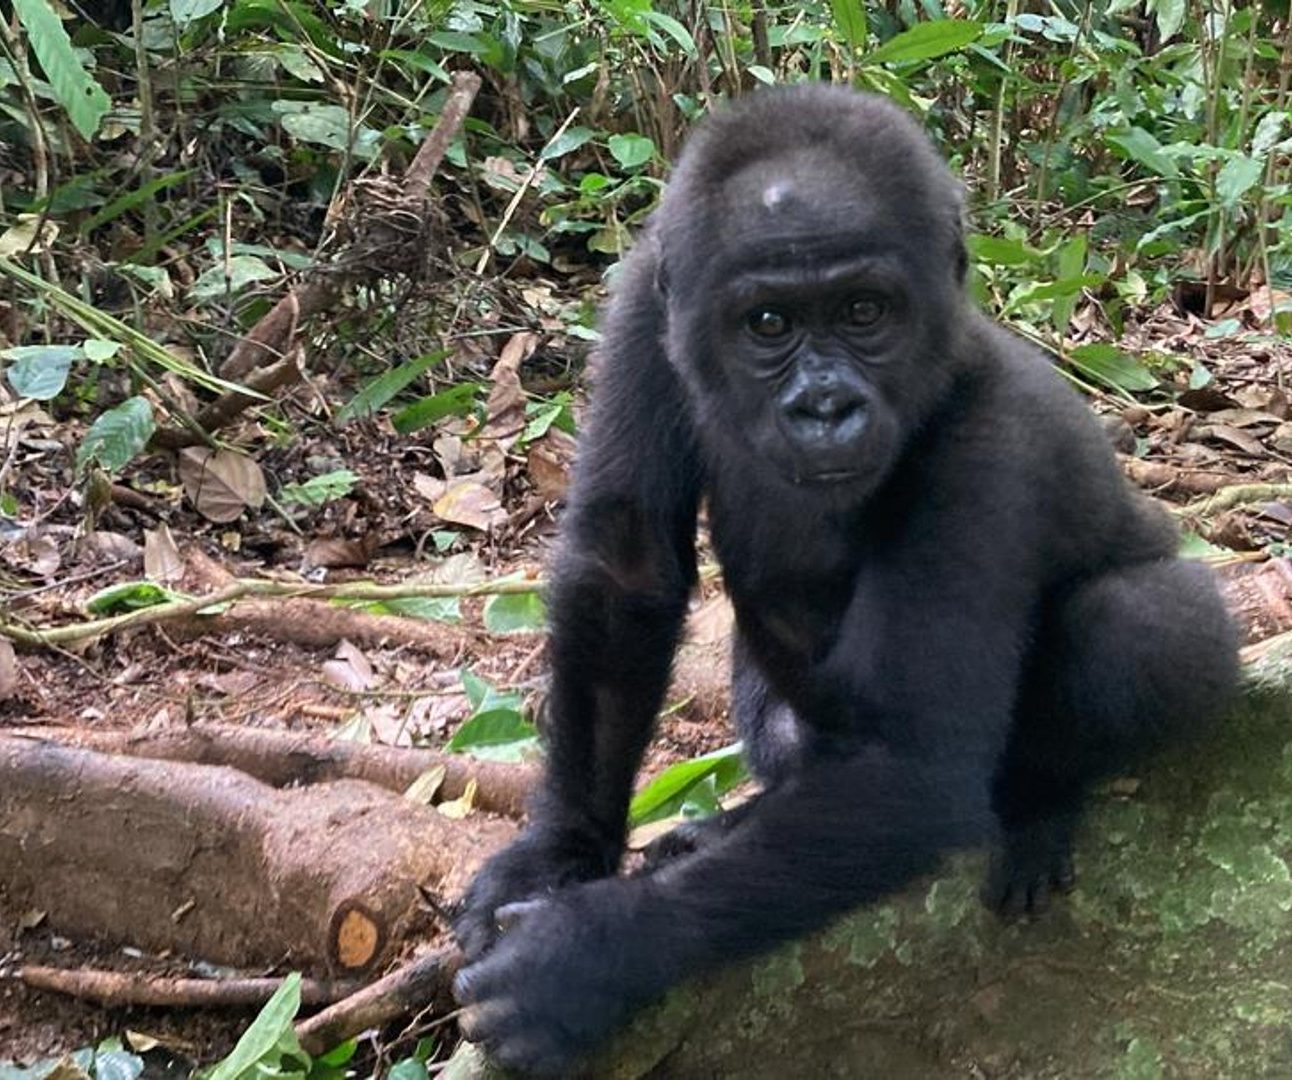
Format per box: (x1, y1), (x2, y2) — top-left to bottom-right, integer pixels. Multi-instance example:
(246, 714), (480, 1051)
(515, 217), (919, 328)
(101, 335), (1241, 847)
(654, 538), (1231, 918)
(452, 85), (1239, 1075)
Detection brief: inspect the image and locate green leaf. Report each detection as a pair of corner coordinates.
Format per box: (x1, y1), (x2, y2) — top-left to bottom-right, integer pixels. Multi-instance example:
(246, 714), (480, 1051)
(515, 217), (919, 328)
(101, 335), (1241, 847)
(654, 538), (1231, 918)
(85, 581), (180, 615)
(1216, 153), (1264, 208)
(483, 591), (546, 634)
(387, 1062), (429, 1080)
(12, 0), (110, 140)
(967, 234), (1041, 267)
(1105, 127), (1179, 179)
(206, 974), (304, 1080)
(608, 133), (655, 170)
(1006, 273), (1105, 312)
(170, 0), (224, 28)
(640, 11), (697, 55)
(447, 709), (539, 753)
(539, 126), (596, 162)
(1066, 343), (1158, 394)
(1150, 0), (1186, 40)
(278, 470), (358, 508)
(629, 744), (748, 826)
(336, 350), (447, 424)
(4, 344), (78, 400)
(866, 19), (982, 64)
(76, 396), (155, 474)
(190, 254), (281, 302)
(1051, 234), (1087, 336)
(830, 0), (868, 51)
(459, 668), (523, 714)
(427, 31), (489, 54)
(391, 383), (481, 434)
(343, 596), (461, 623)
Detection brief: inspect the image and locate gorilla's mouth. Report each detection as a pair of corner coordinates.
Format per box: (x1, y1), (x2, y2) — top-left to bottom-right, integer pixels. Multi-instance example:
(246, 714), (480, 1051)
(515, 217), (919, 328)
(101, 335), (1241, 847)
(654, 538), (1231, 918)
(794, 468), (863, 484)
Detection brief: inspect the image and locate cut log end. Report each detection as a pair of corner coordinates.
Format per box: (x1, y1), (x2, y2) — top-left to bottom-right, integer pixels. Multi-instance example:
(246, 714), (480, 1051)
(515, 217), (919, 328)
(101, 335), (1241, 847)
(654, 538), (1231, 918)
(330, 901), (386, 972)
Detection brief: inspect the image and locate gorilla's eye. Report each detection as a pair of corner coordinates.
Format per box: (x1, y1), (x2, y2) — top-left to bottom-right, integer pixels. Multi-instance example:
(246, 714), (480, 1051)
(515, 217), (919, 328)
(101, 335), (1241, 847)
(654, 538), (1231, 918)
(847, 296), (888, 327)
(746, 308), (791, 339)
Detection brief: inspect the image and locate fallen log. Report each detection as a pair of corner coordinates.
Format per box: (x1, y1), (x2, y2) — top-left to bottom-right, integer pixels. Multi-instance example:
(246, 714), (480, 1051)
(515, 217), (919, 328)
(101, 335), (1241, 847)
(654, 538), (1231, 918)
(0, 736), (513, 975)
(11, 723), (536, 818)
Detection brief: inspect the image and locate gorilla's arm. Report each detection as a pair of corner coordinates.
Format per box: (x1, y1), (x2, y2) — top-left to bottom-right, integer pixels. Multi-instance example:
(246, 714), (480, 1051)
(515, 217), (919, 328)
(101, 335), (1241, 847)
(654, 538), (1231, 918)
(454, 242), (703, 959)
(454, 743), (994, 1075)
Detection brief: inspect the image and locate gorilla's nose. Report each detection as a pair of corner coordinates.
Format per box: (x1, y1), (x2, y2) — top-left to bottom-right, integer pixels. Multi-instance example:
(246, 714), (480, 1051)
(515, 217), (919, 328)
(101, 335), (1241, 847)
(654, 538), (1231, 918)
(784, 382), (868, 447)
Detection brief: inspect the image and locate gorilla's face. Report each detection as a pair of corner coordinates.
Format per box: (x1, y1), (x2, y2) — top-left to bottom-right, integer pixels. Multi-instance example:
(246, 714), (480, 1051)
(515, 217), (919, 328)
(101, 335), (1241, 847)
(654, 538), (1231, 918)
(666, 153), (958, 497)
(717, 247), (911, 489)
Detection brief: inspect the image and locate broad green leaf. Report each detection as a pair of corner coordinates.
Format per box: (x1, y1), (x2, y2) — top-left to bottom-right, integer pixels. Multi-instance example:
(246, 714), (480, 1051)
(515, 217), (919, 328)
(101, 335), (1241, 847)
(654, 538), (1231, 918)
(1150, 0), (1186, 40)
(4, 344), (78, 400)
(1005, 273), (1104, 312)
(1216, 153), (1264, 208)
(392, 383), (481, 434)
(278, 469), (358, 508)
(629, 743), (748, 826)
(1252, 112), (1286, 156)
(76, 396), (155, 473)
(967, 234), (1041, 267)
(170, 0), (224, 27)
(641, 11), (697, 55)
(206, 974), (303, 1080)
(460, 668), (524, 714)
(273, 102), (380, 159)
(387, 1062), (430, 1080)
(746, 64), (775, 85)
(427, 31), (489, 54)
(357, 596), (461, 623)
(539, 126), (596, 162)
(866, 19), (982, 64)
(12, 0), (110, 139)
(82, 339), (121, 362)
(1051, 234), (1087, 336)
(447, 709), (539, 754)
(830, 0), (868, 51)
(483, 591), (546, 633)
(1065, 343), (1158, 394)
(190, 254), (280, 302)
(608, 133), (655, 170)
(337, 350), (447, 424)
(85, 581), (180, 615)
(1105, 127), (1179, 179)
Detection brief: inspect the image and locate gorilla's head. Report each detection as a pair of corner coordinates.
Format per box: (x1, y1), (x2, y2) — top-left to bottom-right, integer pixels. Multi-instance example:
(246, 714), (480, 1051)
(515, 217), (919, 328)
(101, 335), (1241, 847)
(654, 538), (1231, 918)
(656, 86), (970, 496)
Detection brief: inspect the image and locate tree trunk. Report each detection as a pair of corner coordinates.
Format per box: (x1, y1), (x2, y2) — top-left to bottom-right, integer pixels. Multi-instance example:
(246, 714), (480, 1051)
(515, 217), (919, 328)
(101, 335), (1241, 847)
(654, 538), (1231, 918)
(450, 635), (1292, 1078)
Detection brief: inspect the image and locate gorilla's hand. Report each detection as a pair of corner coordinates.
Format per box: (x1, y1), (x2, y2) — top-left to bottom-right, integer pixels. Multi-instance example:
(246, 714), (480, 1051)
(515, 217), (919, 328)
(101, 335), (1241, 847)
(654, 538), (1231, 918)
(454, 879), (657, 1076)
(453, 828), (618, 961)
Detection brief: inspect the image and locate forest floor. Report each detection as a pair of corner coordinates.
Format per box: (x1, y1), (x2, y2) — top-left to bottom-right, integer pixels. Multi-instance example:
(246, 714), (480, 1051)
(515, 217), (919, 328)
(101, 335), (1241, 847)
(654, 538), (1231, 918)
(4, 262), (1292, 1071)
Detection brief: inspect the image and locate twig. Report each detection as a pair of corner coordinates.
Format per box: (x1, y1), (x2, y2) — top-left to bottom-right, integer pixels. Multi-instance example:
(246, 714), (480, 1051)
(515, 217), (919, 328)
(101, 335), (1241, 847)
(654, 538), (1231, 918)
(19, 965), (356, 1009)
(0, 576), (541, 648)
(295, 946), (460, 1057)
(1181, 482), (1292, 517)
(474, 108), (580, 275)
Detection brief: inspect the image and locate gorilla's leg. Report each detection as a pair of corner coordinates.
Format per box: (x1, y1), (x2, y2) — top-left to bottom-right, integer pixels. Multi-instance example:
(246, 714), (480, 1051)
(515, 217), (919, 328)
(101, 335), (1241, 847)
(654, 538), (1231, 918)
(988, 558), (1237, 916)
(643, 636), (803, 867)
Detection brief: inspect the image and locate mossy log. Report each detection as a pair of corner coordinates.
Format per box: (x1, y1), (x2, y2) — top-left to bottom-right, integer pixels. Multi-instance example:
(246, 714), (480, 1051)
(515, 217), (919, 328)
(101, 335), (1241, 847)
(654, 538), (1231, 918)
(450, 636), (1292, 1079)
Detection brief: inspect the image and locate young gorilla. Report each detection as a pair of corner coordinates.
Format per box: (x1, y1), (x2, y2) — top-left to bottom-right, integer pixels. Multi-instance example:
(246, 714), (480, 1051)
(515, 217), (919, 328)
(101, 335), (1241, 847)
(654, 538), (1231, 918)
(452, 85), (1238, 1074)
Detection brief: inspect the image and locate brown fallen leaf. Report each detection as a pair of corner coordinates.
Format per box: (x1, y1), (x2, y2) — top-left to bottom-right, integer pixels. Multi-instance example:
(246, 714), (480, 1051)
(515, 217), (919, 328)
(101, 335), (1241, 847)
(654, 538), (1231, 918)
(144, 524), (184, 583)
(434, 480), (507, 531)
(179, 447), (267, 522)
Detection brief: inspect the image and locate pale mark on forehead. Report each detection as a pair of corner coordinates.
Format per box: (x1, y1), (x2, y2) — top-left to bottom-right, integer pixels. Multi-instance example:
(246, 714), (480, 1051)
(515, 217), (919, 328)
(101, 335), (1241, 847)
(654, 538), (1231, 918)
(761, 181), (794, 211)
